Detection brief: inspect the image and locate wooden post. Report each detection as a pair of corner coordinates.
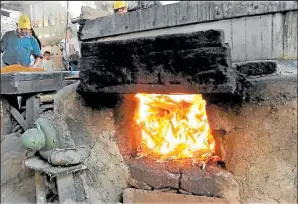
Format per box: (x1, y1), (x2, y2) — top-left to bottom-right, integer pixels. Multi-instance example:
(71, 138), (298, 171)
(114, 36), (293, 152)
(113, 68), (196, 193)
(1, 98), (13, 134)
(9, 105), (30, 131)
(56, 174), (77, 204)
(26, 95), (40, 128)
(35, 172), (47, 204)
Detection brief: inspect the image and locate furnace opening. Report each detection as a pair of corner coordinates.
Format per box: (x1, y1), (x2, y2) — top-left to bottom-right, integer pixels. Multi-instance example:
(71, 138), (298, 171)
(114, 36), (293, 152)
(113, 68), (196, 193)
(134, 94), (217, 162)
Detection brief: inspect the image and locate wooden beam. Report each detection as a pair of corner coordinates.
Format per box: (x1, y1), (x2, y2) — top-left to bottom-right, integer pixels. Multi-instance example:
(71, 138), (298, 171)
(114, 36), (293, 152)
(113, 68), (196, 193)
(1, 9), (10, 17)
(1, 4), (25, 12)
(9, 105), (30, 131)
(1, 72), (72, 94)
(40, 35), (65, 46)
(57, 174), (77, 204)
(25, 95), (40, 128)
(34, 23), (77, 41)
(80, 1), (298, 40)
(35, 172), (47, 204)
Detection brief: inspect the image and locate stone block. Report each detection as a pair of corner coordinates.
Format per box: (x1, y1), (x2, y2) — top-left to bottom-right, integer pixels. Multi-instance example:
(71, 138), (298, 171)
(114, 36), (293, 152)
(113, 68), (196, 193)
(78, 30), (236, 94)
(180, 165), (240, 202)
(123, 188), (229, 204)
(233, 60), (277, 76)
(81, 30), (225, 57)
(128, 158), (180, 189)
(128, 178), (152, 190)
(79, 46), (232, 86)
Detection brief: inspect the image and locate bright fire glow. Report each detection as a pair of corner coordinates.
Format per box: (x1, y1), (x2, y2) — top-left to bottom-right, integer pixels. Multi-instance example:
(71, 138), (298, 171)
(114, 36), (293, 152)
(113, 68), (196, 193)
(135, 94), (216, 161)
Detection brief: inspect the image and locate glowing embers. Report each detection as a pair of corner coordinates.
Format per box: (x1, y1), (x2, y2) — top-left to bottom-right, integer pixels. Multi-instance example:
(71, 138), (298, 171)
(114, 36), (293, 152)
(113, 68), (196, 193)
(135, 94), (216, 162)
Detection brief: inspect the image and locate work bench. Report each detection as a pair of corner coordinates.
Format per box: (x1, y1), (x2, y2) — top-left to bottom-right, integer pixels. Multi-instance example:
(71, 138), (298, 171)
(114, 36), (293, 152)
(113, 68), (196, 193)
(1, 71), (78, 134)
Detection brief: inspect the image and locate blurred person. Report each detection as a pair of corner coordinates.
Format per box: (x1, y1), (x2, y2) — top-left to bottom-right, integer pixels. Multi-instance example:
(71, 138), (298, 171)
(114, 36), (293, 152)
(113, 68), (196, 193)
(28, 27), (42, 49)
(113, 1), (128, 14)
(41, 51), (55, 72)
(1, 14), (42, 68)
(59, 27), (80, 71)
(28, 27), (42, 66)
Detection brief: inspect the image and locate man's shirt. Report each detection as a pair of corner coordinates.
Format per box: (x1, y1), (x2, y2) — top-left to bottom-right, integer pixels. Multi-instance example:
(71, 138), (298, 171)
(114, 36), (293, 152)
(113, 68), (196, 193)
(1, 30), (42, 67)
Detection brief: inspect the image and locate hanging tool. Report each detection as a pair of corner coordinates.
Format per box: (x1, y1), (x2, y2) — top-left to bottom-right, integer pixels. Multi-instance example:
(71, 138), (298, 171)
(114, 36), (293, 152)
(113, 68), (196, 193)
(17, 95), (22, 109)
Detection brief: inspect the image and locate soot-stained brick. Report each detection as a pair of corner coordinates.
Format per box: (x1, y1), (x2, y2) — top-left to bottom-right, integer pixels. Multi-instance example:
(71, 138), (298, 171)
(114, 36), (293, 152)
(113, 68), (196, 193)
(81, 30), (225, 57)
(78, 29), (236, 94)
(234, 60), (277, 76)
(79, 47), (232, 85)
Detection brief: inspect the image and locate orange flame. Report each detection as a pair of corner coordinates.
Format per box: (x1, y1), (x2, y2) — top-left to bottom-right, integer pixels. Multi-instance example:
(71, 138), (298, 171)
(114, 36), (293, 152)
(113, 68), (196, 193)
(135, 94), (215, 161)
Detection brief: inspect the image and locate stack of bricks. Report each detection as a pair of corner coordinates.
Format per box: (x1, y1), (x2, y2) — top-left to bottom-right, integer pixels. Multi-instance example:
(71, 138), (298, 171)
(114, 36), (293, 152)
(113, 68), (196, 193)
(78, 29), (236, 94)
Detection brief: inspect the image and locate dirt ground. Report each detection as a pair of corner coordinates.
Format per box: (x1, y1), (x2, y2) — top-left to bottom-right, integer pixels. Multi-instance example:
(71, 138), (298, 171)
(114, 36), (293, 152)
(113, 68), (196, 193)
(1, 133), (36, 203)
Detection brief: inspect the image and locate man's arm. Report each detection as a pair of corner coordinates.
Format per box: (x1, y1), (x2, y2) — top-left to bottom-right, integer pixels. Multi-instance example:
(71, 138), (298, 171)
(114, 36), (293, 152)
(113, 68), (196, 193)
(30, 37), (43, 68)
(1, 32), (8, 53)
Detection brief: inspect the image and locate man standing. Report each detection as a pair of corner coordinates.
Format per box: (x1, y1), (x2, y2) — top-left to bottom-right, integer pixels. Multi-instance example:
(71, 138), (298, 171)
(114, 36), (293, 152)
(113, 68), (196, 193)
(1, 14), (42, 68)
(59, 27), (81, 71)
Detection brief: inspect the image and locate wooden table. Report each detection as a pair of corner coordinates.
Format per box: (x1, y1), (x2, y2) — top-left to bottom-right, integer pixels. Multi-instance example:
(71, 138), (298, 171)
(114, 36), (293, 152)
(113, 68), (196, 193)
(1, 72), (77, 134)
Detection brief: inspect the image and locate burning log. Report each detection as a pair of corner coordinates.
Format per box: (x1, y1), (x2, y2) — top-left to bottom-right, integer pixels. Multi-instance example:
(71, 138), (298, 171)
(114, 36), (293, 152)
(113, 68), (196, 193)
(134, 93), (217, 162)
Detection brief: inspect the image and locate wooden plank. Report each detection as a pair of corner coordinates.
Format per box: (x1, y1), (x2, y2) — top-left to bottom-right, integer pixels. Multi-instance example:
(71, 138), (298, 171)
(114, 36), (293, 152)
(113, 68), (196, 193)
(57, 174), (77, 204)
(1, 78), (61, 94)
(245, 15), (262, 61)
(93, 11), (295, 62)
(123, 188), (229, 204)
(1, 9), (10, 17)
(1, 72), (72, 94)
(260, 14), (273, 59)
(80, 1), (298, 40)
(97, 18), (233, 43)
(9, 105), (29, 130)
(40, 93), (54, 103)
(16, 79), (64, 94)
(35, 172), (47, 204)
(26, 95), (40, 128)
(231, 17), (247, 62)
(34, 24), (76, 37)
(283, 11), (298, 59)
(1, 79), (17, 94)
(272, 13), (284, 59)
(24, 156), (87, 177)
(1, 3), (25, 12)
(40, 34), (65, 46)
